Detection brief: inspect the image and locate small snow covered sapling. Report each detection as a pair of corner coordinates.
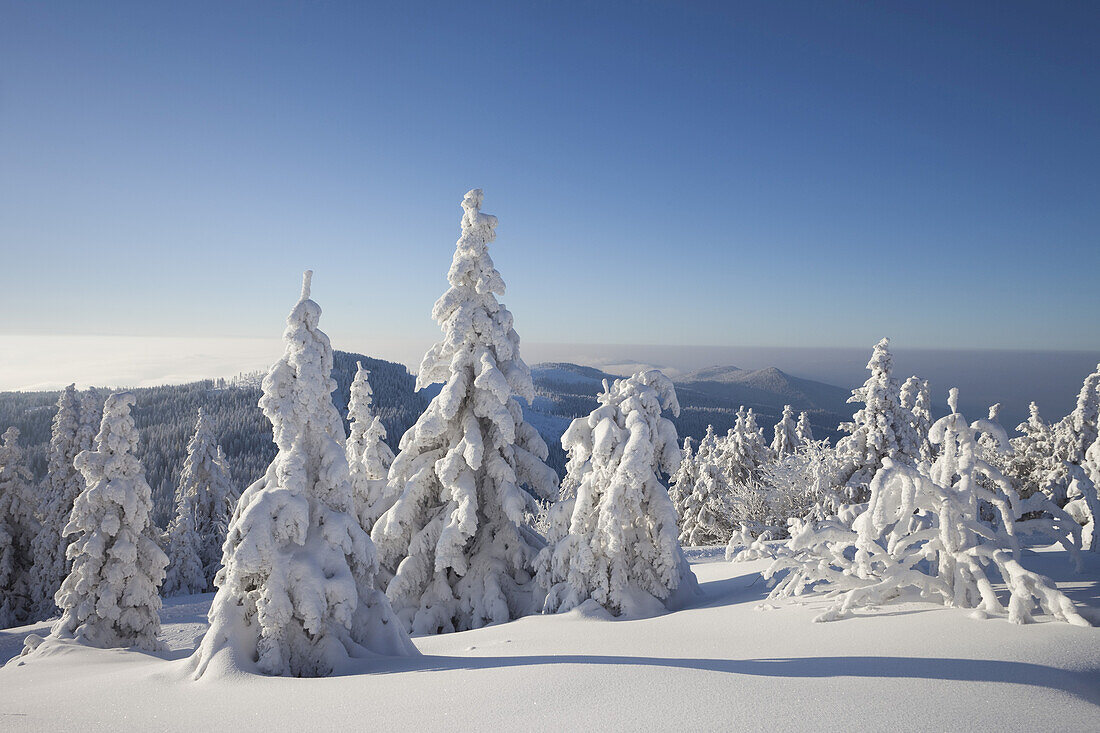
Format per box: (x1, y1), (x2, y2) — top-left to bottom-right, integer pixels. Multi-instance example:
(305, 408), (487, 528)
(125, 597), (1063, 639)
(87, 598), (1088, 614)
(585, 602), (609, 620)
(346, 362), (396, 531)
(191, 272), (416, 678)
(32, 392), (169, 652)
(371, 190), (558, 634)
(537, 370), (699, 617)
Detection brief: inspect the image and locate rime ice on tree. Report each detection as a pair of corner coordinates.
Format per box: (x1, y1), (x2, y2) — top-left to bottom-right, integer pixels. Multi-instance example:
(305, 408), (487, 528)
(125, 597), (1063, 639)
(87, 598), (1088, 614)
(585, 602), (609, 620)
(537, 371), (698, 616)
(372, 190), (558, 634)
(770, 405), (800, 459)
(673, 426), (734, 546)
(795, 411), (814, 444)
(191, 272), (416, 678)
(346, 362), (396, 531)
(36, 392), (169, 651)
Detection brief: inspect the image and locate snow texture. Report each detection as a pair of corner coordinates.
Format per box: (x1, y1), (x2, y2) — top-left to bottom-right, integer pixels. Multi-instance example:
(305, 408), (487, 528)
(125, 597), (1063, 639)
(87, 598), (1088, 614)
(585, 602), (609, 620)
(372, 190), (558, 634)
(190, 271), (416, 678)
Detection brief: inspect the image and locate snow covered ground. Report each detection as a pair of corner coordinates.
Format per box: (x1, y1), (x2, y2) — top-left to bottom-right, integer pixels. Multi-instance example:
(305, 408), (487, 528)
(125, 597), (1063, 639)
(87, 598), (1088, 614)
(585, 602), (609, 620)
(1, 546), (1097, 731)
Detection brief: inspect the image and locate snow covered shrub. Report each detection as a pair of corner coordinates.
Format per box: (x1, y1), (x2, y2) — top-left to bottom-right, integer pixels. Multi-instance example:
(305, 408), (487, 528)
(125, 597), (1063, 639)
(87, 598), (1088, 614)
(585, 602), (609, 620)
(346, 362), (396, 530)
(835, 338), (921, 500)
(371, 190), (558, 635)
(39, 392), (169, 651)
(764, 389), (1088, 626)
(536, 371), (699, 617)
(0, 427), (40, 627)
(191, 272), (416, 678)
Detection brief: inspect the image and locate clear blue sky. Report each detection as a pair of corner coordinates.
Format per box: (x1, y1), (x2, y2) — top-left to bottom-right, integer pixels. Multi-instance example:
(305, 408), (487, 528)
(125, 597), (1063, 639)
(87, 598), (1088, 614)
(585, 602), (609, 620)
(2, 1), (1098, 357)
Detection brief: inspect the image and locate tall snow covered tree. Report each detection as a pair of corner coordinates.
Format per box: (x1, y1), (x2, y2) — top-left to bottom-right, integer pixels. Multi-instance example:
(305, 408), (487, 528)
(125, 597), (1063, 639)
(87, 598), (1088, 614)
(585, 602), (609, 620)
(171, 409), (236, 589)
(40, 392), (169, 650)
(770, 405), (800, 459)
(0, 427), (40, 627)
(161, 490), (206, 598)
(795, 411), (814, 444)
(191, 272), (416, 678)
(537, 371), (698, 616)
(371, 190), (558, 635)
(835, 338), (920, 498)
(720, 407), (772, 486)
(346, 362), (396, 531)
(667, 435), (697, 514)
(28, 384), (84, 620)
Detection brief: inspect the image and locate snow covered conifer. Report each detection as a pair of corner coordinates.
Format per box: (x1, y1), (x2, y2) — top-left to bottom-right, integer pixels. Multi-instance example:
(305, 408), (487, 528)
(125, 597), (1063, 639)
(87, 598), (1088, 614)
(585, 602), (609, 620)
(720, 407), (772, 486)
(835, 338), (920, 499)
(191, 272), (416, 678)
(171, 409), (236, 589)
(537, 371), (698, 616)
(76, 387), (102, 455)
(795, 411), (814, 444)
(371, 190), (558, 634)
(667, 436), (697, 512)
(1008, 402), (1054, 499)
(900, 376), (934, 462)
(770, 405), (800, 459)
(0, 428), (40, 627)
(1046, 364), (1100, 502)
(47, 392), (169, 650)
(28, 384), (84, 620)
(674, 426), (734, 546)
(161, 492), (205, 597)
(346, 362), (396, 530)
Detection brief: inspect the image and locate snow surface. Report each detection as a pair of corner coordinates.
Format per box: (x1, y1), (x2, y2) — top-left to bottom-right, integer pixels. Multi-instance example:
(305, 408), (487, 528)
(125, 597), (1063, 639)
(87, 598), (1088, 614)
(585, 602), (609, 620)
(1, 545), (1097, 731)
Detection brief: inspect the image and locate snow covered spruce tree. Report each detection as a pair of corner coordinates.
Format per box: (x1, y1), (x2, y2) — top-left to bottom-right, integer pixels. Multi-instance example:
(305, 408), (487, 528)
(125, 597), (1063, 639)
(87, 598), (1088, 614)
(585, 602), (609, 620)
(674, 426), (734, 546)
(721, 407), (772, 486)
(667, 436), (697, 514)
(770, 405), (800, 459)
(346, 362), (396, 531)
(1008, 402), (1054, 499)
(372, 190), (558, 634)
(835, 338), (920, 500)
(168, 409), (236, 590)
(191, 272), (416, 678)
(161, 491), (205, 598)
(27, 384), (85, 620)
(795, 410), (814, 444)
(764, 389), (1087, 626)
(536, 371), (698, 616)
(35, 392), (169, 651)
(900, 376), (934, 463)
(1045, 364), (1100, 503)
(0, 428), (40, 627)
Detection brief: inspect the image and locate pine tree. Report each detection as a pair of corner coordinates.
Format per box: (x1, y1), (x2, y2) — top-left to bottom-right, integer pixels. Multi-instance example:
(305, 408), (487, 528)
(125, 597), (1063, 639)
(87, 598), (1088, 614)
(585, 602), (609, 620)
(537, 371), (698, 616)
(45, 392), (169, 650)
(173, 409), (236, 588)
(835, 338), (920, 499)
(346, 362), (396, 531)
(667, 436), (697, 516)
(191, 273), (416, 678)
(1045, 364), (1100, 503)
(673, 426), (733, 546)
(795, 411), (814, 444)
(1008, 402), (1054, 499)
(0, 427), (40, 627)
(720, 407), (771, 486)
(28, 384), (84, 620)
(372, 190), (558, 634)
(770, 404), (800, 459)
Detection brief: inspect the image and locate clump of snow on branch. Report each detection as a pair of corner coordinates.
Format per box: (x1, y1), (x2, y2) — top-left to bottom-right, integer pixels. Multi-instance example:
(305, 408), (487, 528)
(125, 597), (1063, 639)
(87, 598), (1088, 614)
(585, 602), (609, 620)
(537, 370), (699, 617)
(371, 190), (558, 635)
(191, 272), (416, 679)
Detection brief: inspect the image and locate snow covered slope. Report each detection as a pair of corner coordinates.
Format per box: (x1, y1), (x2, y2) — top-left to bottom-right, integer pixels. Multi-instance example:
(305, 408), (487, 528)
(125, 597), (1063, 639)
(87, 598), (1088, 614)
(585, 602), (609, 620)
(1, 546), (1096, 731)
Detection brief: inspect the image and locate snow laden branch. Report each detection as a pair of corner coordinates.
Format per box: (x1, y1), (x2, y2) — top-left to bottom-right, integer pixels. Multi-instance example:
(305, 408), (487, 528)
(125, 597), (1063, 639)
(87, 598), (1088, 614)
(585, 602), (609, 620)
(190, 272), (416, 678)
(763, 388), (1088, 626)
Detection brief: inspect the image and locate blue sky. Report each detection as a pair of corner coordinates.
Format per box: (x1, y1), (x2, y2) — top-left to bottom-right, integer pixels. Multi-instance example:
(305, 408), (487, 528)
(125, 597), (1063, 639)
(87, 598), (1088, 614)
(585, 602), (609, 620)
(2, 1), (1098, 362)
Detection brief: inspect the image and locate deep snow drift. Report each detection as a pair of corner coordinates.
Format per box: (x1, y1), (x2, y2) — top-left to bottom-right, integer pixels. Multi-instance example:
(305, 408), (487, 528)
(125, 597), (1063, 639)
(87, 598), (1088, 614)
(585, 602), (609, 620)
(1, 545), (1097, 731)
